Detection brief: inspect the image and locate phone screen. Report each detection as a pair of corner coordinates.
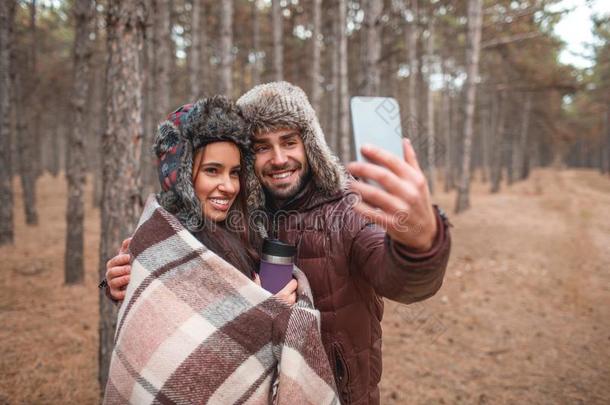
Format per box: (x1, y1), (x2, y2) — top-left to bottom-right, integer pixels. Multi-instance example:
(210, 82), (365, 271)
(350, 96), (404, 163)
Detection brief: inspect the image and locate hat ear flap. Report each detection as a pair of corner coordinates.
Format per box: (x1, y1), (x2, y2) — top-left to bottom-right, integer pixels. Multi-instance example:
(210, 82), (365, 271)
(155, 121), (186, 192)
(154, 119), (202, 231)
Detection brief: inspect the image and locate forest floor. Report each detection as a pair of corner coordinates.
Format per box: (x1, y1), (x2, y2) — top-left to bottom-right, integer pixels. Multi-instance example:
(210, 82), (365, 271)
(1, 168), (609, 404)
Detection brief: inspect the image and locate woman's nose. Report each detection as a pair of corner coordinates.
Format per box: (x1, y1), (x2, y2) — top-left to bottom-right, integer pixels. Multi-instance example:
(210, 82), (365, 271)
(218, 176), (237, 194)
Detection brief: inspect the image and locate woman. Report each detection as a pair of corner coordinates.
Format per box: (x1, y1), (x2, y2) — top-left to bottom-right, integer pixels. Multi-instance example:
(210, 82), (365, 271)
(103, 96), (338, 404)
(105, 97), (296, 302)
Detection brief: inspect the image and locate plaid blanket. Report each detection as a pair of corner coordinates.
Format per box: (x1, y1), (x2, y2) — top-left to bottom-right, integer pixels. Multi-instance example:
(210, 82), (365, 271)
(103, 196), (339, 405)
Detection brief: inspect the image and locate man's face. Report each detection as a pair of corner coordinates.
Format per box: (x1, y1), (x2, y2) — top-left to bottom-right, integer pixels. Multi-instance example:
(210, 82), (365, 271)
(252, 128), (309, 202)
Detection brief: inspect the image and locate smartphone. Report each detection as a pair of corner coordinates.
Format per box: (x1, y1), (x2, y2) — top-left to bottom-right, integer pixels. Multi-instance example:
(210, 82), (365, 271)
(350, 96), (404, 163)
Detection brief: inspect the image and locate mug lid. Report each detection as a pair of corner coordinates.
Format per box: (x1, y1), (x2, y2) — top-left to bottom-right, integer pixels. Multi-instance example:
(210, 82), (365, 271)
(262, 238), (296, 258)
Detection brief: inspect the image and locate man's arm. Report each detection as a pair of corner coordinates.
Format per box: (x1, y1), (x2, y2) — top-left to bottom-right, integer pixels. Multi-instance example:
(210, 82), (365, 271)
(345, 204), (451, 303)
(346, 138), (451, 302)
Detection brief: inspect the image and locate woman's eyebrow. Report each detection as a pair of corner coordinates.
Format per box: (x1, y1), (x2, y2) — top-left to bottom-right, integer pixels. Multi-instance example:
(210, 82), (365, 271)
(201, 162), (223, 167)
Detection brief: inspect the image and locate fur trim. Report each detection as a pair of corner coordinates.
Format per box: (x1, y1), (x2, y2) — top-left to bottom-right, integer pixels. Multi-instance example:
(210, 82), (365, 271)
(236, 81), (347, 209)
(154, 96), (250, 231)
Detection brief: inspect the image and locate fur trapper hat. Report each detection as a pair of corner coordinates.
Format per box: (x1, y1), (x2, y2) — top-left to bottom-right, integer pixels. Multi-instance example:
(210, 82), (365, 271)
(236, 81), (347, 209)
(154, 96), (250, 230)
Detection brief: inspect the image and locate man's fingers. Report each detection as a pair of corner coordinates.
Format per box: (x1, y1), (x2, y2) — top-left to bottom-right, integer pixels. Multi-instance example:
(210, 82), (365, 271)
(349, 180), (405, 214)
(403, 138), (422, 171)
(109, 274), (130, 290)
(119, 237), (132, 255)
(352, 201), (393, 231)
(107, 264), (131, 280)
(107, 253), (131, 270)
(112, 290), (126, 301)
(359, 143), (414, 179)
(347, 161), (408, 196)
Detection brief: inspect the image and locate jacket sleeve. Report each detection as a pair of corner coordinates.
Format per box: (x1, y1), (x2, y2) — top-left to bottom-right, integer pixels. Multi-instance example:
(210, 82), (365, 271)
(345, 204), (451, 304)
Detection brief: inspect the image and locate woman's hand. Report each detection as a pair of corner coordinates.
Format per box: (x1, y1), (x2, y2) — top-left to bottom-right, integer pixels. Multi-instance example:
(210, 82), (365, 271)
(275, 279), (298, 305)
(254, 274), (298, 305)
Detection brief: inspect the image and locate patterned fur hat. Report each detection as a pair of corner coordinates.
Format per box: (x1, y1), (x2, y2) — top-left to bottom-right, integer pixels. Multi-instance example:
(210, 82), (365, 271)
(236, 81), (347, 209)
(154, 96), (250, 231)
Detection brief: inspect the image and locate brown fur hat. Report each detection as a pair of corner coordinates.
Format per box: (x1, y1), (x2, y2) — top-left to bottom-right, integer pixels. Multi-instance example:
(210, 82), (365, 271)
(236, 81), (347, 209)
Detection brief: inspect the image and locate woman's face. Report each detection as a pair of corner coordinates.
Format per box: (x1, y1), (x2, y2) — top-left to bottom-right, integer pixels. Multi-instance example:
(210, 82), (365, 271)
(192, 141), (241, 222)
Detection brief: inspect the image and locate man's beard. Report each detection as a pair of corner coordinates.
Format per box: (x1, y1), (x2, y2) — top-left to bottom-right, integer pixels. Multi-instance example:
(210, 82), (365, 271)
(261, 161), (310, 202)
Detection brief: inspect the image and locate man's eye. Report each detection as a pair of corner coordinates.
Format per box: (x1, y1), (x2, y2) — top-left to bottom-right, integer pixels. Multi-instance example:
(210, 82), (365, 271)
(254, 145), (269, 153)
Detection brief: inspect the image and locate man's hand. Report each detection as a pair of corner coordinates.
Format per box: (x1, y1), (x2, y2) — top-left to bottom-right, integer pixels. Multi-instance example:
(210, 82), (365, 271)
(105, 237), (132, 301)
(347, 139), (437, 252)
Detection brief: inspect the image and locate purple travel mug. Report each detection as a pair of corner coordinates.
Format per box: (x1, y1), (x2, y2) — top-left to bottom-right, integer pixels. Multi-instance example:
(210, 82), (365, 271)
(259, 239), (296, 294)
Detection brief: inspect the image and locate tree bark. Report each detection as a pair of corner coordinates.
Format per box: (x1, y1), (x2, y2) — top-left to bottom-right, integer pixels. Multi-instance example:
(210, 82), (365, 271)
(189, 0), (201, 100)
(12, 69), (38, 225)
(310, 0), (322, 112)
(251, 0), (261, 86)
(454, 0), (482, 213)
(514, 92), (532, 181)
(99, 0), (145, 389)
(425, 20), (435, 194)
(490, 91), (506, 193)
(329, 3), (339, 154)
(441, 70), (452, 193)
(0, 0), (16, 245)
(219, 0), (233, 96)
(407, 0), (419, 143)
(65, 0), (94, 284)
(338, 0), (350, 162)
(272, 0), (283, 81)
(28, 0), (42, 179)
(362, 0), (382, 96)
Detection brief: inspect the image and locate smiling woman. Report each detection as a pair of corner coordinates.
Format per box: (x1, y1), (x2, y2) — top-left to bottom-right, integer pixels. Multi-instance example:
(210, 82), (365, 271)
(192, 141), (242, 222)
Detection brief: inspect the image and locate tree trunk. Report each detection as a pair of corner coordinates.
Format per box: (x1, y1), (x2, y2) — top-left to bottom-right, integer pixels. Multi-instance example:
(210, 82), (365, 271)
(479, 91), (489, 182)
(338, 0), (350, 162)
(362, 0), (382, 96)
(251, 0), (261, 86)
(441, 75), (452, 193)
(29, 0), (42, 179)
(425, 21), (435, 194)
(310, 0), (322, 112)
(141, 0), (171, 197)
(490, 91), (506, 193)
(0, 0), (16, 245)
(99, 0), (145, 389)
(272, 0), (283, 81)
(605, 105), (610, 176)
(329, 5), (339, 154)
(219, 0), (233, 96)
(65, 0), (94, 284)
(407, 0), (419, 142)
(454, 0), (482, 213)
(12, 69), (38, 225)
(515, 92), (532, 181)
(189, 0), (201, 100)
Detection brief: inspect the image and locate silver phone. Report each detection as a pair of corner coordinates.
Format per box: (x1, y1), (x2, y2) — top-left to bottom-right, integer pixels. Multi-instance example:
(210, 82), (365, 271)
(350, 96), (404, 163)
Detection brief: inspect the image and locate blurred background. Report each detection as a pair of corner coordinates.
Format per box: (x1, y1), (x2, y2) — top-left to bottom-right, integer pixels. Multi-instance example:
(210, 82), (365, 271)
(0, 0), (609, 403)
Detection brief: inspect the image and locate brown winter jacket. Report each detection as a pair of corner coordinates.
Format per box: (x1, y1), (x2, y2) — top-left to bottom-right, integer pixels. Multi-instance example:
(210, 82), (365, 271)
(263, 182), (451, 405)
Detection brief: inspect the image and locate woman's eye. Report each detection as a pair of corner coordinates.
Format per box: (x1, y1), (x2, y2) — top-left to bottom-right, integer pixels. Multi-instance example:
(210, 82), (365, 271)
(203, 167), (217, 174)
(230, 170), (240, 177)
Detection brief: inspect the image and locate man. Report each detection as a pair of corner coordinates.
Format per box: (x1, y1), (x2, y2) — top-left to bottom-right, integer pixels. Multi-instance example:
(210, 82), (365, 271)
(105, 82), (451, 404)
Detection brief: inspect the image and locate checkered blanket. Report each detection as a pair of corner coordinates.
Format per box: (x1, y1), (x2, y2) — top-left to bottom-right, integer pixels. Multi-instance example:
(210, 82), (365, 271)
(103, 196), (338, 405)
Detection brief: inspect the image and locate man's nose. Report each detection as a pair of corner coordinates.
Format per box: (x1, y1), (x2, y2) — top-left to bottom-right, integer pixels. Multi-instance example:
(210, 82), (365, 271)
(270, 146), (288, 166)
